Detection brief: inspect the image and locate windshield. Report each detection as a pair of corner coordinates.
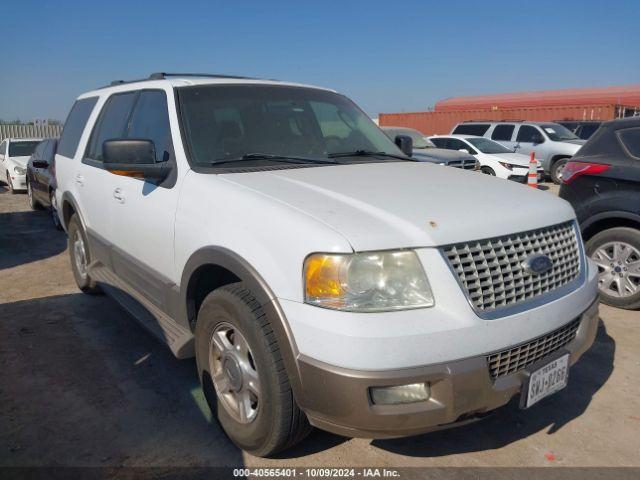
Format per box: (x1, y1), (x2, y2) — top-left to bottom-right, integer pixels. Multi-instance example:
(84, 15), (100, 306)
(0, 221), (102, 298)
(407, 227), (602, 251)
(9, 141), (40, 157)
(178, 85), (406, 167)
(383, 128), (432, 148)
(540, 123), (579, 141)
(465, 137), (513, 154)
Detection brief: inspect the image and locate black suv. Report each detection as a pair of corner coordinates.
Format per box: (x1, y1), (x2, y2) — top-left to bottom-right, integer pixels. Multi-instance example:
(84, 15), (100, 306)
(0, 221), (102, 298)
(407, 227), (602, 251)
(560, 117), (640, 309)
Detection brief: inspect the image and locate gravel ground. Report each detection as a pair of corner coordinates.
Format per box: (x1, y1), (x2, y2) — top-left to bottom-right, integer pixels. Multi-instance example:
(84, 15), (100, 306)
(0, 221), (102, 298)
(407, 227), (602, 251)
(0, 181), (638, 470)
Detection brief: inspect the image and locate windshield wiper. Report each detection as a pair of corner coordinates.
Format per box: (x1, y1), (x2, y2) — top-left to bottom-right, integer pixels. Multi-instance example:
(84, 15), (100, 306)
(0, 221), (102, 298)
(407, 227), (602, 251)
(327, 150), (414, 161)
(209, 153), (341, 166)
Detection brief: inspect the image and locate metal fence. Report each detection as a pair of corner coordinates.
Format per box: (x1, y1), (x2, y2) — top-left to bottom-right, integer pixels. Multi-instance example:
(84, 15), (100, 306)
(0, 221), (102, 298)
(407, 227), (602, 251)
(0, 124), (62, 141)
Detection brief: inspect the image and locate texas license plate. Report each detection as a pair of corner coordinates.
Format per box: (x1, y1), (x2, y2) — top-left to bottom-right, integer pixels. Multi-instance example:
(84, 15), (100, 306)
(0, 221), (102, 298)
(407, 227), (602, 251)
(521, 353), (570, 408)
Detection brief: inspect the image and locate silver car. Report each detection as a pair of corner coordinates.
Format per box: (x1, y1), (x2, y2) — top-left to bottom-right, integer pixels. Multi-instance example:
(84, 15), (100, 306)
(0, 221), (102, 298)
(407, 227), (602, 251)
(382, 126), (478, 170)
(451, 121), (586, 183)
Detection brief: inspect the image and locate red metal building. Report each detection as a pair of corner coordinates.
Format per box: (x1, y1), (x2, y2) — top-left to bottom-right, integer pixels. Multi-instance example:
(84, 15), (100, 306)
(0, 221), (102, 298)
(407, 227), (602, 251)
(379, 84), (640, 135)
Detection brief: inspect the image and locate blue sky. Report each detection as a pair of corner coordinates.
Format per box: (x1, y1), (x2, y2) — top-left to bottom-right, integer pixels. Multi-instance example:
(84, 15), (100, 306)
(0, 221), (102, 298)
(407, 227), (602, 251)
(2, 0), (639, 121)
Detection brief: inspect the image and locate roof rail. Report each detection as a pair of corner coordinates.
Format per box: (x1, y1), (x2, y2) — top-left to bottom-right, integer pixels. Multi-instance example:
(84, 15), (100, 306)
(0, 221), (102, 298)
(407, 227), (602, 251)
(100, 72), (260, 89)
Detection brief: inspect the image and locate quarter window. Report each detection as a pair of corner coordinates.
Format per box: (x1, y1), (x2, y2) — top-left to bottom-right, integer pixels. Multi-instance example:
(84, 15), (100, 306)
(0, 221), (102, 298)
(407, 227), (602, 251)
(516, 125), (542, 143)
(617, 127), (640, 159)
(491, 124), (515, 141)
(58, 97), (98, 158)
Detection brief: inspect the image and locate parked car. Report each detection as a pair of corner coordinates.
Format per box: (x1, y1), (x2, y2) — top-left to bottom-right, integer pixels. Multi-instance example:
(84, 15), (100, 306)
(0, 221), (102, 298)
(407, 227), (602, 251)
(429, 134), (543, 182)
(0, 137), (42, 193)
(26, 138), (62, 229)
(452, 121), (586, 184)
(559, 116), (640, 309)
(382, 126), (478, 170)
(55, 73), (598, 456)
(555, 121), (602, 140)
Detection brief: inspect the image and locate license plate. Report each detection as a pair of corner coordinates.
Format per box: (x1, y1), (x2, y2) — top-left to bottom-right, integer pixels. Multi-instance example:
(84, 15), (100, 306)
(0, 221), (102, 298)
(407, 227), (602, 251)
(522, 354), (570, 408)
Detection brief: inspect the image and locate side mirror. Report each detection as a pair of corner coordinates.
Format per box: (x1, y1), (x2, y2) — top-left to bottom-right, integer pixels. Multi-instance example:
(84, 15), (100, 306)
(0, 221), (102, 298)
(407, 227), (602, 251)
(102, 139), (169, 180)
(394, 135), (413, 157)
(32, 160), (49, 169)
(532, 134), (545, 144)
(458, 148), (470, 154)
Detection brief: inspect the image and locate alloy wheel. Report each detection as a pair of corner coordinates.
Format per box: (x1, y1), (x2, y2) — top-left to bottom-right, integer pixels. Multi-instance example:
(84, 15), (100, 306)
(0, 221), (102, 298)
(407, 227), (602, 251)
(591, 241), (640, 298)
(209, 322), (261, 424)
(73, 230), (88, 279)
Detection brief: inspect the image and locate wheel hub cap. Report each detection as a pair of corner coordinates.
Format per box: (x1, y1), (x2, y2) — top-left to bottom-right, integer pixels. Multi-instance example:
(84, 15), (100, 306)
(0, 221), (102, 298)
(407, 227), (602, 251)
(591, 241), (640, 298)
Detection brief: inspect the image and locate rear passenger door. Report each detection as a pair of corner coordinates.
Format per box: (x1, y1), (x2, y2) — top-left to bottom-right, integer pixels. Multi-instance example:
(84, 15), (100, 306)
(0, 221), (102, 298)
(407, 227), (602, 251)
(108, 89), (180, 304)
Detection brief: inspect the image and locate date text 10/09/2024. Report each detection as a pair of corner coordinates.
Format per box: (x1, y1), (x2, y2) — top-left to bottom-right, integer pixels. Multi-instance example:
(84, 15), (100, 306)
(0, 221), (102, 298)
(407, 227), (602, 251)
(233, 468), (401, 478)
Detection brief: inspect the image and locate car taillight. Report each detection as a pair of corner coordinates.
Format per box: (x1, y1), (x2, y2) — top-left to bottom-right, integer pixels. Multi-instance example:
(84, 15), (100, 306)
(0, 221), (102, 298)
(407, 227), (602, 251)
(562, 161), (610, 184)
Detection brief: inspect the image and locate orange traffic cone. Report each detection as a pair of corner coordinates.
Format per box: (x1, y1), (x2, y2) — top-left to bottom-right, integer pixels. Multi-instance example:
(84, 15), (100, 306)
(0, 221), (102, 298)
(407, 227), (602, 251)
(527, 152), (538, 189)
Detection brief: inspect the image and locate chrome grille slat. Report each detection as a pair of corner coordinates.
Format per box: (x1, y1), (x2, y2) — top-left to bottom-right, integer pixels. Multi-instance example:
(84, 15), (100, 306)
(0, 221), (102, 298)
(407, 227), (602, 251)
(442, 221), (581, 314)
(487, 318), (580, 378)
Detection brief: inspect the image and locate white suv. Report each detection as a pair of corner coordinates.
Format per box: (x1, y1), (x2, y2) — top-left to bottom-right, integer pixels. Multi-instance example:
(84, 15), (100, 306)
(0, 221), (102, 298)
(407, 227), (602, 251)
(55, 73), (599, 457)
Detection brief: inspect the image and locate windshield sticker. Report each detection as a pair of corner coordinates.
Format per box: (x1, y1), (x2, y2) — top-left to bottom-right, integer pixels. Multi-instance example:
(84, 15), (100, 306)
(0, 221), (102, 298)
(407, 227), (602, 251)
(544, 128), (556, 134)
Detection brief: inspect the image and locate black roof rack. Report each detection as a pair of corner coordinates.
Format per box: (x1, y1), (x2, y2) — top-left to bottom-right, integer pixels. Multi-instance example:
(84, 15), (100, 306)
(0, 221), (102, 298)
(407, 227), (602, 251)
(101, 72), (260, 89)
(462, 119), (525, 123)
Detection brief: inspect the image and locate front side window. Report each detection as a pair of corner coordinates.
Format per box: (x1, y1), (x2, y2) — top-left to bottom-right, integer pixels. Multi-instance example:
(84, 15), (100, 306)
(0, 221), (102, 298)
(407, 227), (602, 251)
(448, 138), (475, 153)
(127, 91), (173, 163)
(58, 97), (98, 158)
(430, 137), (448, 148)
(86, 92), (138, 160)
(9, 141), (40, 157)
(539, 123), (579, 141)
(452, 124), (490, 136)
(466, 137), (513, 154)
(516, 125), (543, 143)
(177, 85), (404, 167)
(617, 127), (640, 159)
(491, 124), (515, 141)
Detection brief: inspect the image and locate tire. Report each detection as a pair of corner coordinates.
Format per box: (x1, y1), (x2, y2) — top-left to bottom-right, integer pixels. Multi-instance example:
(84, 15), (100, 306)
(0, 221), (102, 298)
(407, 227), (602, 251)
(27, 180), (42, 210)
(586, 227), (640, 310)
(7, 173), (16, 194)
(481, 166), (495, 176)
(67, 214), (101, 294)
(195, 282), (311, 457)
(550, 158), (569, 185)
(50, 190), (63, 230)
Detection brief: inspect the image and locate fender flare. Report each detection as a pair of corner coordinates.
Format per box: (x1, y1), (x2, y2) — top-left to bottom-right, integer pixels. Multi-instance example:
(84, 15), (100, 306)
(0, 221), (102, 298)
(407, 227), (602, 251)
(60, 191), (86, 232)
(581, 210), (640, 235)
(180, 246), (305, 398)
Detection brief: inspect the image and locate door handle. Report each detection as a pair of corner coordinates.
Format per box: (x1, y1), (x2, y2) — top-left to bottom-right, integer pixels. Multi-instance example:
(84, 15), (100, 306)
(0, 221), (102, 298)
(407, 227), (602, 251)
(75, 174), (84, 186)
(113, 187), (125, 203)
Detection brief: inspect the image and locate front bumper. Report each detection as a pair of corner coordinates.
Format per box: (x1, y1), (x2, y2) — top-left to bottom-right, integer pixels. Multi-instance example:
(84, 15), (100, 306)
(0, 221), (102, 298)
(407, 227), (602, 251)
(297, 298), (599, 438)
(8, 173), (27, 190)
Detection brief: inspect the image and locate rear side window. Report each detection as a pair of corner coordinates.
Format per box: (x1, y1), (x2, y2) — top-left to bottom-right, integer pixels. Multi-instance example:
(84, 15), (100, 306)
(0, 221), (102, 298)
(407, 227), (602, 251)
(86, 92), (138, 160)
(127, 91), (173, 163)
(516, 125), (542, 143)
(58, 97), (98, 158)
(617, 127), (640, 159)
(491, 124), (515, 141)
(452, 124), (490, 136)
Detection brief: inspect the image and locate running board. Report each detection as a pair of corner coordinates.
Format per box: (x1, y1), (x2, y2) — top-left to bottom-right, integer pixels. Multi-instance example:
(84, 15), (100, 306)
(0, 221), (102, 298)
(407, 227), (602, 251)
(90, 263), (194, 359)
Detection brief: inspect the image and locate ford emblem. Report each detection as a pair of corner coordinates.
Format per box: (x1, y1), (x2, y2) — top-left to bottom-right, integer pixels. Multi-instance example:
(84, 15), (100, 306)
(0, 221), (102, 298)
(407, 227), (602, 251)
(522, 254), (553, 275)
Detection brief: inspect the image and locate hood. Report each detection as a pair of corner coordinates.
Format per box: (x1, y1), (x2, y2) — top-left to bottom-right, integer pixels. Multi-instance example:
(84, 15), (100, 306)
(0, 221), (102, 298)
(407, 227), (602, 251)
(412, 148), (475, 163)
(492, 152), (536, 167)
(8, 156), (29, 168)
(221, 162), (576, 251)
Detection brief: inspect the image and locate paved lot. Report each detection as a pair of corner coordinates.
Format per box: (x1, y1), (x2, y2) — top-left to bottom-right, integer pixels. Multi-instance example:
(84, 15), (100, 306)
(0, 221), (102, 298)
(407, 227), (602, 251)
(1, 182), (638, 468)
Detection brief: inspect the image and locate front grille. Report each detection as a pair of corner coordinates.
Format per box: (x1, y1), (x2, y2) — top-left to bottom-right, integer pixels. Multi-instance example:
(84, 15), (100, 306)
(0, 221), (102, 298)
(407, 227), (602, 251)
(448, 159), (477, 170)
(487, 318), (580, 378)
(442, 221), (581, 314)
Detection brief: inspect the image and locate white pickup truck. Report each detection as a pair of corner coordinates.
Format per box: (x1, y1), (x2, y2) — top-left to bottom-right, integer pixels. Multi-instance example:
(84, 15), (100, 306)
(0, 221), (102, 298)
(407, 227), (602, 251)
(55, 73), (599, 456)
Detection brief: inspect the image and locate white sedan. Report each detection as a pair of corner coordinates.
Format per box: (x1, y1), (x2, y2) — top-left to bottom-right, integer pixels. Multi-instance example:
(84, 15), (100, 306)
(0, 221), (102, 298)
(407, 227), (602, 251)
(0, 137), (42, 192)
(429, 134), (544, 182)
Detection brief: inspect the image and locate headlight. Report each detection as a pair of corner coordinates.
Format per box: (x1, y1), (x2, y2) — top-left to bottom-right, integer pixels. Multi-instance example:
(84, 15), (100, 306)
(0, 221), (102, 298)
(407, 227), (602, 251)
(304, 250), (434, 312)
(13, 166), (26, 175)
(498, 161), (514, 171)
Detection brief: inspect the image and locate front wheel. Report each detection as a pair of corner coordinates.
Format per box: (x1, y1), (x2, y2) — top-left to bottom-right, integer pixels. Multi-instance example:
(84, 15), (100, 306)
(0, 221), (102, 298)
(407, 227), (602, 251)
(27, 180), (42, 210)
(67, 214), (101, 293)
(587, 227), (640, 309)
(50, 190), (62, 230)
(481, 166), (496, 176)
(195, 283), (311, 457)
(550, 158), (568, 184)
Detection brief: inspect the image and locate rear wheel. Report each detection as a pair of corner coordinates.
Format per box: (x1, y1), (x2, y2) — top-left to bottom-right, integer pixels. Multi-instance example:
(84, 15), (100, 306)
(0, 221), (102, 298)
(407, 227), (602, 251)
(586, 227), (640, 310)
(481, 166), (495, 176)
(195, 283), (311, 457)
(27, 180), (42, 210)
(67, 214), (101, 294)
(550, 158), (569, 184)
